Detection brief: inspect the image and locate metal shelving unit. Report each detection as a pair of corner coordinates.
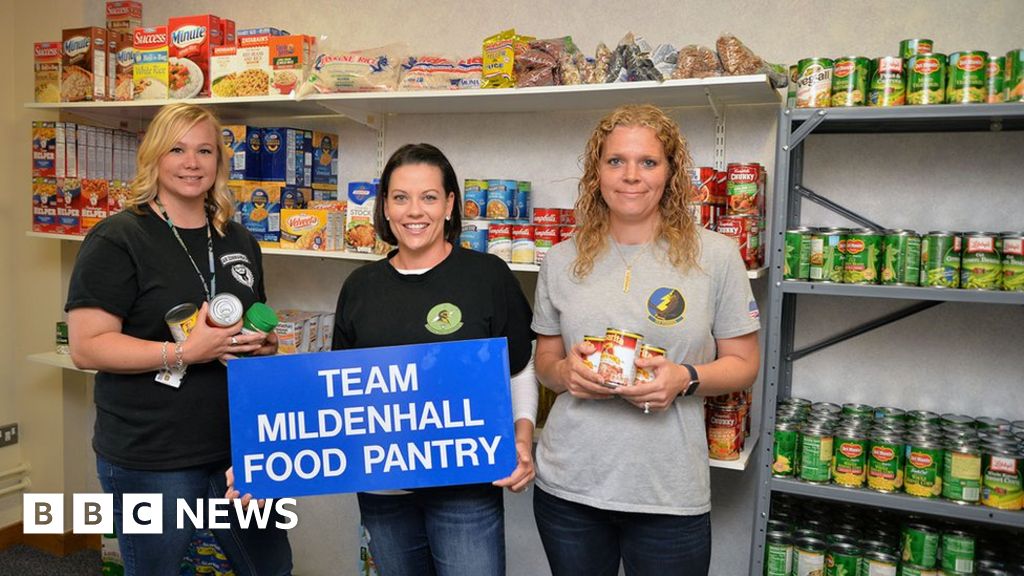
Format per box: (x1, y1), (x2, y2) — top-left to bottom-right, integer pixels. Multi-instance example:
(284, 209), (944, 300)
(748, 102), (1024, 576)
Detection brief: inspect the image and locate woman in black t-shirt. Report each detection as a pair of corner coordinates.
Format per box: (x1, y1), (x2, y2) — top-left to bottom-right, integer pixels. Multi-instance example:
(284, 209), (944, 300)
(65, 103), (291, 576)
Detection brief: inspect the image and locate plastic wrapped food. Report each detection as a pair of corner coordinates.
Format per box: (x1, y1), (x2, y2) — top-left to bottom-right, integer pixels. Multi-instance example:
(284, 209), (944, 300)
(672, 44), (724, 79)
(589, 42), (612, 84)
(400, 55), (457, 90)
(716, 33), (765, 75)
(651, 43), (678, 79)
(297, 43), (405, 97)
(483, 29), (516, 88)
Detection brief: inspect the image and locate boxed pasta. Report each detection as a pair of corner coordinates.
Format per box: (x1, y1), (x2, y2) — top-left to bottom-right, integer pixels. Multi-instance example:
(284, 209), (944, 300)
(106, 1), (142, 35)
(114, 32), (134, 100)
(210, 30), (272, 97)
(345, 181), (378, 253)
(32, 122), (56, 178)
(237, 180), (282, 247)
(311, 131), (339, 186)
(56, 177), (83, 235)
(32, 178), (59, 233)
(280, 208), (342, 251)
(168, 14), (225, 99)
(81, 178), (109, 233)
(34, 42), (61, 103)
(268, 35), (317, 96)
(260, 127), (302, 184)
(62, 27), (108, 102)
(281, 186), (308, 209)
(133, 26), (168, 99)
(221, 125), (261, 181)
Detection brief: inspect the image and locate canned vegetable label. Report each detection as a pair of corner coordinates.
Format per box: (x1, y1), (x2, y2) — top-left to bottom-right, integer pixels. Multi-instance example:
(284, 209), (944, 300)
(869, 56), (905, 107)
(961, 233), (1002, 290)
(882, 231), (921, 285)
(901, 524), (938, 569)
(942, 447), (982, 503)
(810, 229), (845, 282)
(784, 228), (812, 280)
(1006, 49), (1024, 102)
(868, 438), (904, 492)
(843, 230), (883, 284)
(796, 58), (834, 108)
(831, 57), (869, 107)
(920, 233), (961, 288)
(946, 51), (988, 104)
(764, 534), (791, 576)
(799, 429), (834, 483)
(832, 434), (868, 488)
(905, 442), (944, 497)
(793, 540), (826, 576)
(986, 56), (1005, 103)
(1001, 233), (1024, 291)
(772, 423), (799, 477)
(825, 544), (861, 576)
(940, 531), (975, 574)
(906, 54), (946, 105)
(981, 451), (1023, 510)
(900, 39), (934, 60)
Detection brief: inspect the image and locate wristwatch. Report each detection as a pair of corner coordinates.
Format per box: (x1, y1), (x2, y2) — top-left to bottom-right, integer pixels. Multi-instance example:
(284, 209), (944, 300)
(681, 363), (701, 396)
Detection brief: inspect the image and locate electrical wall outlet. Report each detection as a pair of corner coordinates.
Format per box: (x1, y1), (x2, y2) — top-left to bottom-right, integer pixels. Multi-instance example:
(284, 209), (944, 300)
(0, 423), (18, 447)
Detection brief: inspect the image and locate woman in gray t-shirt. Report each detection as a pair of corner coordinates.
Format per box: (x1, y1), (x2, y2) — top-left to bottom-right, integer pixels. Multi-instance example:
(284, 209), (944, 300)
(532, 105), (761, 576)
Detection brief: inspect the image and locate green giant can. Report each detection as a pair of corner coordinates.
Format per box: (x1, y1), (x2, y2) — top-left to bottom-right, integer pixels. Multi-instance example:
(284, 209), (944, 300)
(844, 229), (883, 284)
(882, 230), (921, 285)
(900, 523), (939, 569)
(784, 228), (812, 280)
(764, 530), (792, 576)
(906, 53), (946, 105)
(986, 55), (1005, 103)
(869, 56), (906, 106)
(825, 542), (862, 576)
(940, 530), (975, 574)
(831, 56), (870, 107)
(1000, 232), (1024, 291)
(1006, 48), (1024, 102)
(946, 51), (989, 104)
(920, 231), (961, 288)
(810, 228), (846, 282)
(960, 232), (1002, 290)
(900, 38), (934, 60)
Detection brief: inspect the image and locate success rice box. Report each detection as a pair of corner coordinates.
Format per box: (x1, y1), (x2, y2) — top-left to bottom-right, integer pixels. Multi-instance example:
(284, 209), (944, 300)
(34, 42), (61, 103)
(105, 1), (142, 35)
(133, 26), (168, 99)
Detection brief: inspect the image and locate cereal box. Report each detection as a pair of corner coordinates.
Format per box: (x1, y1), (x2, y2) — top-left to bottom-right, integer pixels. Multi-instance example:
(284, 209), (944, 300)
(32, 122), (56, 178)
(168, 14), (224, 99)
(269, 35), (317, 96)
(32, 178), (59, 233)
(210, 31), (272, 98)
(62, 27), (108, 102)
(260, 127), (302, 184)
(237, 180), (282, 246)
(345, 181), (378, 253)
(221, 125), (261, 181)
(81, 178), (109, 233)
(133, 26), (168, 99)
(114, 32), (134, 100)
(311, 131), (338, 187)
(34, 42), (61, 103)
(57, 177), (83, 235)
(106, 1), (142, 35)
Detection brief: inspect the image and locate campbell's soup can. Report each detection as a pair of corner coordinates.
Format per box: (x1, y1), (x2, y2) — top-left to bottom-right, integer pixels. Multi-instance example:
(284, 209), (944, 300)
(598, 328), (642, 388)
(634, 344), (666, 384)
(707, 404), (745, 460)
(688, 202), (715, 230)
(165, 302), (199, 343)
(559, 226), (576, 243)
(582, 335), (605, 371)
(487, 221), (512, 261)
(532, 207), (560, 226)
(514, 181), (531, 220)
(534, 225), (559, 265)
(463, 179), (487, 219)
(559, 208), (576, 226)
(208, 293), (243, 327)
(485, 179), (516, 219)
(688, 166), (716, 202)
(460, 219), (489, 253)
(718, 215), (760, 268)
(726, 163), (760, 215)
(511, 223), (535, 264)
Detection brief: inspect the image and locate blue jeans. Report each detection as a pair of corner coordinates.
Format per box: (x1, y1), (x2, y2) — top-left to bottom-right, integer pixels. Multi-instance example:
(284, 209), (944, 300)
(96, 455), (292, 576)
(533, 487), (711, 576)
(357, 484), (505, 576)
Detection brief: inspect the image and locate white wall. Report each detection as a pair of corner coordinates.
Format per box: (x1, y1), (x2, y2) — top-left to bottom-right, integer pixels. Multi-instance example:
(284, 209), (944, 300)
(7, 1), (1024, 575)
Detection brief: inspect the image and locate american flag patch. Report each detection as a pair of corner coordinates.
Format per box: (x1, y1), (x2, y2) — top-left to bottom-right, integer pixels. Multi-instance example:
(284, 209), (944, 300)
(748, 300), (760, 319)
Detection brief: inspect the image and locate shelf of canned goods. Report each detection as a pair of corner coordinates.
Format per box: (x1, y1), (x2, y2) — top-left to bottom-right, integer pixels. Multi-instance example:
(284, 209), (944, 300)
(749, 103), (1024, 575)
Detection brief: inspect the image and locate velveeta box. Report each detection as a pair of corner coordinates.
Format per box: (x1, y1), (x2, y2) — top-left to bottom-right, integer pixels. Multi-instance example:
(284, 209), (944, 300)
(133, 26), (168, 99)
(268, 34), (317, 96)
(168, 14), (224, 99)
(237, 180), (282, 246)
(32, 122), (57, 178)
(345, 181), (378, 253)
(62, 27), (108, 102)
(32, 178), (59, 233)
(81, 178), (110, 233)
(57, 177), (83, 235)
(281, 202), (345, 252)
(106, 1), (142, 35)
(34, 42), (61, 103)
(311, 131), (338, 186)
(221, 125), (261, 180)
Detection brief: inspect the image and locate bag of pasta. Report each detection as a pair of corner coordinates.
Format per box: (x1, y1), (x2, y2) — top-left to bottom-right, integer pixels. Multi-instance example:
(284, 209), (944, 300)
(672, 44), (724, 79)
(297, 43), (406, 97)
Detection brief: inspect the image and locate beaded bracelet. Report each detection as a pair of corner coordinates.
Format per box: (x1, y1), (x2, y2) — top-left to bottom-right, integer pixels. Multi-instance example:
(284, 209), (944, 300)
(161, 341), (171, 372)
(174, 342), (185, 372)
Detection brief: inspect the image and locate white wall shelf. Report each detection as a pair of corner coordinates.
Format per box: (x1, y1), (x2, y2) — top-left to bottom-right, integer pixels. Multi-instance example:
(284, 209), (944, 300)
(709, 436), (758, 471)
(27, 351), (95, 374)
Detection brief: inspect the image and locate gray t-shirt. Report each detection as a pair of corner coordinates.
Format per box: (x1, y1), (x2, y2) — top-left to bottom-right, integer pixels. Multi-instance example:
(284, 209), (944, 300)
(532, 228), (760, 515)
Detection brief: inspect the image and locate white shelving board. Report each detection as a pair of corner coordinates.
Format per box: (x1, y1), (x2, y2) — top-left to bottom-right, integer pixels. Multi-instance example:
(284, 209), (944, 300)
(27, 351), (95, 374)
(709, 436), (758, 471)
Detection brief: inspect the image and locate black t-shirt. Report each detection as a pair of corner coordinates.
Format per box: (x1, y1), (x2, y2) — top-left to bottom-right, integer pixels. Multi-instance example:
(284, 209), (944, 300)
(333, 246), (534, 374)
(65, 205), (266, 470)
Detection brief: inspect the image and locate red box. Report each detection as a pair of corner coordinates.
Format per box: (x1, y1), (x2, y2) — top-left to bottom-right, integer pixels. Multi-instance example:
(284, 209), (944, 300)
(168, 14), (224, 98)
(221, 19), (236, 46)
(106, 1), (142, 35)
(32, 178), (59, 233)
(57, 177), (83, 235)
(81, 179), (110, 233)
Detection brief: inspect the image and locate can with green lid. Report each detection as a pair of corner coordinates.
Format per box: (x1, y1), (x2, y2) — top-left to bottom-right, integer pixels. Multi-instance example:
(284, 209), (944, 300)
(975, 416), (1011, 432)
(940, 530), (975, 574)
(906, 411), (941, 426)
(1000, 232), (1024, 291)
(874, 407), (906, 421)
(985, 55), (1005, 103)
(906, 54), (946, 105)
(901, 523), (939, 569)
(942, 439), (982, 504)
(785, 228), (812, 280)
(900, 39), (934, 60)
(764, 530), (792, 576)
(831, 56), (870, 107)
(844, 229), (884, 284)
(947, 51), (989, 103)
(842, 403), (874, 418)
(242, 301), (280, 334)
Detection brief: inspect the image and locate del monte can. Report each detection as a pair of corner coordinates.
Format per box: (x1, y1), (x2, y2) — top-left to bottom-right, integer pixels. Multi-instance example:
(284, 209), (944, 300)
(907, 53), (946, 105)
(831, 56), (869, 106)
(947, 51), (988, 104)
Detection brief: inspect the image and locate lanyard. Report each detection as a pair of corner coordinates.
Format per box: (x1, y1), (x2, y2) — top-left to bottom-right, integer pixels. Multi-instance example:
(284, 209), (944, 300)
(154, 197), (216, 302)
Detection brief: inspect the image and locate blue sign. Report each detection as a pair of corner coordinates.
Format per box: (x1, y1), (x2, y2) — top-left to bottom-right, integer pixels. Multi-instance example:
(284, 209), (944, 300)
(227, 338), (517, 499)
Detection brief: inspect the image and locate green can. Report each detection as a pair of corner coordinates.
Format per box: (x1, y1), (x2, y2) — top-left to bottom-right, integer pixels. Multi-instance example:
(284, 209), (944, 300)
(793, 537), (827, 576)
(861, 550), (898, 576)
(785, 227), (813, 281)
(906, 53), (946, 105)
(1006, 49), (1024, 102)
(942, 440), (982, 504)
(986, 56), (1005, 103)
(874, 407), (906, 421)
(920, 232), (961, 288)
(842, 403), (875, 418)
(975, 416), (1011, 432)
(904, 435), (944, 498)
(799, 424), (835, 484)
(832, 427), (868, 488)
(881, 231), (921, 285)
(810, 228), (846, 282)
(788, 64), (799, 107)
(906, 411), (941, 426)
(765, 530), (792, 576)
(869, 56), (906, 106)
(811, 402), (843, 416)
(900, 523), (939, 569)
(946, 51), (989, 104)
(1000, 232), (1024, 291)
(844, 229), (883, 284)
(896, 565), (938, 576)
(868, 430), (904, 492)
(961, 232), (1002, 290)
(773, 421), (801, 478)
(826, 542), (861, 576)
(940, 530), (975, 574)
(981, 443), (1023, 510)
(900, 38), (934, 60)
(831, 56), (870, 107)
(796, 58), (835, 108)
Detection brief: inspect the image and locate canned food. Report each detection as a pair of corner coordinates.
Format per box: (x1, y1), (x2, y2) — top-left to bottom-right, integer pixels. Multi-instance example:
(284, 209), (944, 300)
(869, 56), (906, 106)
(832, 427), (868, 488)
(597, 329), (642, 388)
(165, 302), (199, 343)
(981, 444), (1023, 510)
(462, 179), (487, 219)
(581, 336), (605, 371)
(1006, 49), (1024, 102)
(796, 58), (834, 108)
(532, 207), (560, 225)
(533, 225), (559, 265)
(634, 344), (665, 384)
(707, 404), (744, 461)
(941, 530), (975, 574)
(208, 293), (243, 327)
(460, 220), (489, 253)
(906, 410), (941, 426)
(559, 208), (576, 226)
(961, 232), (1002, 290)
(785, 228), (813, 281)
(900, 38), (934, 60)
(773, 421), (801, 477)
(946, 51), (989, 104)
(986, 56), (1005, 103)
(764, 530), (792, 576)
(843, 229), (883, 284)
(558, 225), (575, 243)
(868, 430), (904, 492)
(901, 523), (939, 569)
(906, 54), (947, 105)
(875, 407), (906, 421)
(831, 56), (870, 107)
(800, 423), (835, 484)
(793, 537), (827, 576)
(905, 436), (944, 498)
(920, 232), (961, 288)
(725, 163), (761, 215)
(826, 542), (861, 576)
(810, 228), (846, 282)
(485, 179), (516, 219)
(510, 223), (535, 264)
(514, 181), (531, 220)
(861, 550), (898, 576)
(717, 215), (760, 267)
(1001, 232), (1024, 291)
(486, 221), (511, 261)
(975, 416), (1011, 432)
(811, 402), (842, 415)
(897, 565), (938, 576)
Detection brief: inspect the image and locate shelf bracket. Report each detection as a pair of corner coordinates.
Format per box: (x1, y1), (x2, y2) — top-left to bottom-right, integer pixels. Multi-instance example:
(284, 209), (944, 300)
(795, 185), (885, 230)
(705, 88), (726, 171)
(376, 115), (388, 177)
(789, 301), (941, 361)
(785, 108), (827, 150)
(312, 101), (381, 130)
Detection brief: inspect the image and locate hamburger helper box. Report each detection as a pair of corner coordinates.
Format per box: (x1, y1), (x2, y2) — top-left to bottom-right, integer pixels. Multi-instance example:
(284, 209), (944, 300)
(168, 14), (224, 99)
(133, 26), (168, 100)
(62, 27), (108, 102)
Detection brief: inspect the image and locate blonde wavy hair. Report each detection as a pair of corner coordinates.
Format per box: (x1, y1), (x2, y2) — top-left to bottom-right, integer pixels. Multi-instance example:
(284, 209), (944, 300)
(572, 104), (700, 279)
(126, 103), (234, 235)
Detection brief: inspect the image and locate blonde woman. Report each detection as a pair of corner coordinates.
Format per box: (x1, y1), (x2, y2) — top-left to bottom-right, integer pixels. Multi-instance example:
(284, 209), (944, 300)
(66, 103), (292, 576)
(532, 105), (760, 575)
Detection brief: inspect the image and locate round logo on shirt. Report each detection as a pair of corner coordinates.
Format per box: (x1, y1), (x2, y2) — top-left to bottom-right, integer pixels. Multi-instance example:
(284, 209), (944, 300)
(646, 287), (686, 326)
(425, 303), (464, 335)
(231, 263), (255, 290)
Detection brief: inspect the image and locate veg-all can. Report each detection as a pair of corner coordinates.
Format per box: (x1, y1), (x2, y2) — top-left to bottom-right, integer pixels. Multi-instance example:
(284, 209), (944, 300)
(1001, 232), (1024, 291)
(832, 427), (868, 488)
(981, 444), (1023, 510)
(986, 56), (1005, 103)
(942, 440), (982, 504)
(800, 424), (834, 484)
(961, 232), (1002, 290)
(773, 420), (800, 477)
(634, 344), (665, 384)
(598, 328), (642, 388)
(882, 230), (921, 285)
(905, 436), (944, 498)
(861, 550), (899, 576)
(920, 232), (961, 288)
(843, 229), (883, 284)
(826, 542), (862, 576)
(831, 56), (870, 107)
(940, 530), (975, 574)
(582, 335), (605, 371)
(764, 530), (791, 576)
(906, 54), (946, 105)
(796, 58), (834, 108)
(784, 227), (812, 280)
(810, 228), (846, 282)
(165, 302), (199, 343)
(901, 523), (939, 569)
(946, 51), (989, 104)
(869, 56), (906, 107)
(1006, 49), (1024, 102)
(868, 430), (904, 492)
(793, 537), (827, 576)
(900, 39), (934, 60)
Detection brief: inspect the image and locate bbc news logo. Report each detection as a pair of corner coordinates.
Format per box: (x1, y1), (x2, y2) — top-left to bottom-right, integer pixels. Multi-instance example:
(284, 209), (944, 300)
(23, 494), (298, 534)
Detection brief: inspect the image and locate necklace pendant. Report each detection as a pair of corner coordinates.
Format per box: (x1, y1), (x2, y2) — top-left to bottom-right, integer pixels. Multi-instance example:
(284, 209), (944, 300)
(623, 268), (631, 293)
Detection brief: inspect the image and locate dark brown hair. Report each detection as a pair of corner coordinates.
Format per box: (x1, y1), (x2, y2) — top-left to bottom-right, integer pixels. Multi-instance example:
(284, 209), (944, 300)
(374, 143), (462, 246)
